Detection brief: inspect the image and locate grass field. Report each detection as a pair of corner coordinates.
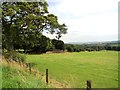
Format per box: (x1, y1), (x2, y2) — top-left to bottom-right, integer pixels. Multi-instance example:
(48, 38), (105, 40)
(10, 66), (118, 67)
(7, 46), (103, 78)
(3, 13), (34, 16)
(26, 51), (118, 88)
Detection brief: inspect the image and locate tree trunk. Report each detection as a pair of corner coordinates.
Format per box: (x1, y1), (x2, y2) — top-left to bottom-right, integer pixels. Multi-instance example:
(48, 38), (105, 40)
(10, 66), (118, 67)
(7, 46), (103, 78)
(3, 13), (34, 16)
(6, 30), (14, 51)
(7, 37), (14, 51)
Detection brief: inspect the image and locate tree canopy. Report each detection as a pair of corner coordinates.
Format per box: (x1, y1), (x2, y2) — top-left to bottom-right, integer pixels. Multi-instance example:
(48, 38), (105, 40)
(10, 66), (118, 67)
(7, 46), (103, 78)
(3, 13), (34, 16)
(2, 1), (67, 51)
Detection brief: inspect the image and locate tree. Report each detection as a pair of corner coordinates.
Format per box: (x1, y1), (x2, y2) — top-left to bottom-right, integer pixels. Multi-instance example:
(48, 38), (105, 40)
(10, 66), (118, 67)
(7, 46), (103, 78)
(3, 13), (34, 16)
(55, 40), (64, 50)
(65, 44), (74, 52)
(32, 35), (52, 53)
(2, 2), (67, 51)
(52, 39), (64, 50)
(52, 39), (58, 50)
(44, 14), (67, 40)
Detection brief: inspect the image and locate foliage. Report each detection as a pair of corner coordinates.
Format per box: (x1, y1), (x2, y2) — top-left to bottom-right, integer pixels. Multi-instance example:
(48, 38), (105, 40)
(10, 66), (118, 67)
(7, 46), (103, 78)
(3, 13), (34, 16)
(29, 35), (53, 53)
(25, 38), (65, 53)
(65, 44), (120, 52)
(2, 60), (47, 88)
(3, 51), (26, 62)
(52, 39), (64, 50)
(65, 44), (74, 52)
(2, 2), (67, 51)
(105, 44), (120, 51)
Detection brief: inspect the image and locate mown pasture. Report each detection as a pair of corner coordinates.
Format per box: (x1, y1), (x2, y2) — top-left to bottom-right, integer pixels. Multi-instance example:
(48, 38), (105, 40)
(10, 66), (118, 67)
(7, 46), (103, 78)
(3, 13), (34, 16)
(26, 51), (118, 88)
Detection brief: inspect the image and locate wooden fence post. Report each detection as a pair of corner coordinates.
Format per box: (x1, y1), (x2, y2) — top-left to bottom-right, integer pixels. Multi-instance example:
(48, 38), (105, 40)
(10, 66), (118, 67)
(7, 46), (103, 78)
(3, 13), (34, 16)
(87, 80), (91, 90)
(46, 69), (48, 84)
(29, 63), (31, 74)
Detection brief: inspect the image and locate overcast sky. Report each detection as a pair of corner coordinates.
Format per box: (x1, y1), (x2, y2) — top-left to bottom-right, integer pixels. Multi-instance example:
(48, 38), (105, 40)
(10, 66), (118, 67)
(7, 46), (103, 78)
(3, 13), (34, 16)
(44, 0), (119, 43)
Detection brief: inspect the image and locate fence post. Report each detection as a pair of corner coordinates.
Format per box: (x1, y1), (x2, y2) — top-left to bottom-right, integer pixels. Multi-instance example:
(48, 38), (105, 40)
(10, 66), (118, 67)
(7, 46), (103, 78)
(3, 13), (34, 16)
(46, 69), (48, 84)
(29, 63), (31, 74)
(87, 80), (91, 90)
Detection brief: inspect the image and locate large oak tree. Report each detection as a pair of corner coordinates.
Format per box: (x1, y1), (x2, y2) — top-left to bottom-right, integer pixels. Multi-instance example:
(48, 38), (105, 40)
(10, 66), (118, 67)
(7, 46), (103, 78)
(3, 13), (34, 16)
(2, 1), (67, 51)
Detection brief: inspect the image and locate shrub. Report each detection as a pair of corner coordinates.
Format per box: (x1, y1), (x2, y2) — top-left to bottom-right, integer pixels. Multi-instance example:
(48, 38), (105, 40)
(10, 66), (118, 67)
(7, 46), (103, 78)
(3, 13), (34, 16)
(3, 51), (26, 63)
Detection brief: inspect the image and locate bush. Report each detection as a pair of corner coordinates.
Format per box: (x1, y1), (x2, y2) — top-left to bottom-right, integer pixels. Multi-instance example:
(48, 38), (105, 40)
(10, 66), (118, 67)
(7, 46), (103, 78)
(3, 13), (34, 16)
(3, 51), (26, 63)
(66, 46), (74, 52)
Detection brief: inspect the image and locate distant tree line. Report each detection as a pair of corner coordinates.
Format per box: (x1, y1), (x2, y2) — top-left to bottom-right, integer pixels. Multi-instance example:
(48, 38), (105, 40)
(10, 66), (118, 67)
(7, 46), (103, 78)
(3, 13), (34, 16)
(64, 44), (120, 52)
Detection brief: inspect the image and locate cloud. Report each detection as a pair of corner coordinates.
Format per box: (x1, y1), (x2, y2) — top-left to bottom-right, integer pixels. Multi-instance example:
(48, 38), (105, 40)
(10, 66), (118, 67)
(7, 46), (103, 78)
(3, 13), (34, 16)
(46, 0), (119, 42)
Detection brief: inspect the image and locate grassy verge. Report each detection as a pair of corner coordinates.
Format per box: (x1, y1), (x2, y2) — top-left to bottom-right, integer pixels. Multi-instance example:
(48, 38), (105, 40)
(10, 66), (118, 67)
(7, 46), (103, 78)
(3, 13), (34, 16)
(2, 57), (47, 88)
(0, 56), (2, 88)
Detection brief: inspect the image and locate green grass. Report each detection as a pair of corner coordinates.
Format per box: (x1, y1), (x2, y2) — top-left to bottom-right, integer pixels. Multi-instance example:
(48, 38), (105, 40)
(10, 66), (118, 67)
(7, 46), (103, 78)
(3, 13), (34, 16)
(26, 51), (118, 88)
(0, 57), (2, 88)
(1, 59), (47, 88)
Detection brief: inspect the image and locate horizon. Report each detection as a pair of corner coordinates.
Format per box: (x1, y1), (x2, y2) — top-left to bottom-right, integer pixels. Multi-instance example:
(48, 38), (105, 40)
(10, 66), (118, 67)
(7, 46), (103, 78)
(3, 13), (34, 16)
(65, 39), (119, 44)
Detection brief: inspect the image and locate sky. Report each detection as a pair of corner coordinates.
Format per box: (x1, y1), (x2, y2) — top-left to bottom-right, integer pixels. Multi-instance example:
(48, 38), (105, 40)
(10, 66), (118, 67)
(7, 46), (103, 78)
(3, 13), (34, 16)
(44, 0), (119, 43)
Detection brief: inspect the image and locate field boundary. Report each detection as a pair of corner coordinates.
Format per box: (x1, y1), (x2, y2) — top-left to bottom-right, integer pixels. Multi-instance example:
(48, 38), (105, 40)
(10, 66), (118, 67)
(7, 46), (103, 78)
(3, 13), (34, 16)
(2, 57), (70, 88)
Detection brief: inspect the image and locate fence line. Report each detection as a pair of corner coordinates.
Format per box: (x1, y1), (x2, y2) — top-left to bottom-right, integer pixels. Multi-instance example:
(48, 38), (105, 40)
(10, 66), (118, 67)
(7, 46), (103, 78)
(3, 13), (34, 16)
(46, 69), (48, 84)
(87, 80), (91, 90)
(45, 68), (92, 89)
